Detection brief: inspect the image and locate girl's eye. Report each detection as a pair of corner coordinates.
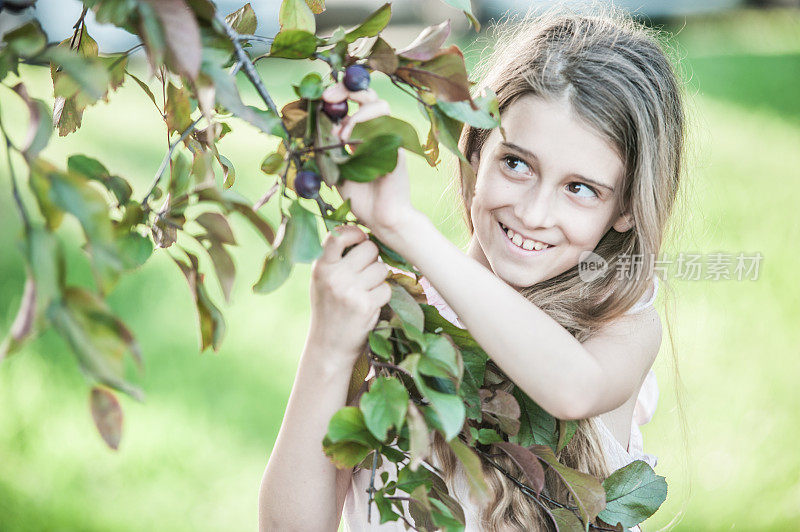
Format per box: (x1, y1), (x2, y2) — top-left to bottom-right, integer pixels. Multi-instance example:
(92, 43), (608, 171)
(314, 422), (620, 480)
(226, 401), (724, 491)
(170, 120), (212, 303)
(566, 182), (598, 198)
(502, 155), (531, 175)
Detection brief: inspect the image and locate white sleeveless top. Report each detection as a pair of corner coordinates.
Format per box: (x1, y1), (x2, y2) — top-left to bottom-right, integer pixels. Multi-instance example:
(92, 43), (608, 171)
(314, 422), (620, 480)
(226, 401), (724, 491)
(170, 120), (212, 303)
(342, 272), (660, 531)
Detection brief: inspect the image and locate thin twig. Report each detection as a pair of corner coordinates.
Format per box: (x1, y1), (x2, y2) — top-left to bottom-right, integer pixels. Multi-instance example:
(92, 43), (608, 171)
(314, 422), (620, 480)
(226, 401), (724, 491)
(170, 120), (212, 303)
(213, 13), (289, 139)
(142, 116), (203, 208)
(107, 43), (144, 70)
(367, 450), (379, 522)
(0, 124), (30, 231)
(294, 140), (362, 155)
(238, 34), (274, 45)
(389, 76), (429, 107)
(253, 180), (279, 211)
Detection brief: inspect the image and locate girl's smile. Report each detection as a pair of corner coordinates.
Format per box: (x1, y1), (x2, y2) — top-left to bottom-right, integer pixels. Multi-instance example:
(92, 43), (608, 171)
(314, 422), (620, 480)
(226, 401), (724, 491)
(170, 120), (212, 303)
(467, 93), (634, 288)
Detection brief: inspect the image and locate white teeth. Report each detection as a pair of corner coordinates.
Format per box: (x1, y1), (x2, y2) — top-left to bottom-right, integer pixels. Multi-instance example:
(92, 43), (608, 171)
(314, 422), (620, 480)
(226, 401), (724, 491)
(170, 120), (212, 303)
(502, 222), (551, 251)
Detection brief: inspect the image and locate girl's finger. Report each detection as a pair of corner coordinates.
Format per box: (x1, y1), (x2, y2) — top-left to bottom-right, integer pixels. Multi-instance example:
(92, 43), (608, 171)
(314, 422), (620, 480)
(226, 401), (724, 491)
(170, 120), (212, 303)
(322, 82), (348, 103)
(339, 100), (391, 141)
(320, 225), (366, 263)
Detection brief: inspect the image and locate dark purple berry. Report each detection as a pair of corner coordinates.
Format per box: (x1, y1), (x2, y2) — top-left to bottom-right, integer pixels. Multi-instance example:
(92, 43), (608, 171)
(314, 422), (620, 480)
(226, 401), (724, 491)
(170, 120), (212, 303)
(322, 100), (348, 122)
(343, 64), (371, 92)
(295, 170), (322, 199)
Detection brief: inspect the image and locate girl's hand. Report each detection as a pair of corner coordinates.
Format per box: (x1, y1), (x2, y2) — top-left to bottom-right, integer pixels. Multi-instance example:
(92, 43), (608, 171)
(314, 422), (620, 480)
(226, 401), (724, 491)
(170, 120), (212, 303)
(307, 224), (392, 370)
(321, 82), (416, 240)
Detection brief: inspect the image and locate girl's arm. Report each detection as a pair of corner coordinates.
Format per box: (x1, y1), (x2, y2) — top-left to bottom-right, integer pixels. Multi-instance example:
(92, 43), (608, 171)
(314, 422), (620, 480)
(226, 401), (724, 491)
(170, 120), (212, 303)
(259, 225), (392, 531)
(258, 336), (357, 531)
(377, 211), (661, 420)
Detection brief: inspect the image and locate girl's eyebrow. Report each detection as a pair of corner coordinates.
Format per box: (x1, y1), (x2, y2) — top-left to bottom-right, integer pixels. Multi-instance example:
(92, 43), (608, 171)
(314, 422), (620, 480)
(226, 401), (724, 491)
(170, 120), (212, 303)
(500, 141), (616, 193)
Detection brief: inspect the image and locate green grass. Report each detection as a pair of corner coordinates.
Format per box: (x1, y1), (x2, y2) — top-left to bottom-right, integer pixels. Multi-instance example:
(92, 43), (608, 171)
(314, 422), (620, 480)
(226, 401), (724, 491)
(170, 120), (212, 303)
(1, 8), (799, 531)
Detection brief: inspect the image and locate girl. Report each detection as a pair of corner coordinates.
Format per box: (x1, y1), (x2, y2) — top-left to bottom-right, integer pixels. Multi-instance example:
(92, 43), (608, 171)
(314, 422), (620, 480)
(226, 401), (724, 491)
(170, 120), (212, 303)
(260, 3), (686, 531)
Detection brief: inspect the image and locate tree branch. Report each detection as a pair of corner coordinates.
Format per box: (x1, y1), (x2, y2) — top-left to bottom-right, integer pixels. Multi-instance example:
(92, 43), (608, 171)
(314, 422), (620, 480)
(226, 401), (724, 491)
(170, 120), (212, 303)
(0, 123), (30, 231)
(213, 13), (289, 139)
(141, 116), (203, 209)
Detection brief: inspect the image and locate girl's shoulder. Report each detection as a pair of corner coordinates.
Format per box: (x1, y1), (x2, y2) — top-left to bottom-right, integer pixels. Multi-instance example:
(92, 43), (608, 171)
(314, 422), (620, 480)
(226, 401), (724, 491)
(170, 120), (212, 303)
(624, 276), (659, 315)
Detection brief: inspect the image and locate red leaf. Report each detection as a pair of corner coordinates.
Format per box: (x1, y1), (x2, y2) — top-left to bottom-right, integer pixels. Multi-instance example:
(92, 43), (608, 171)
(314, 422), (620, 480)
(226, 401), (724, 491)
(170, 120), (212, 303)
(397, 20), (451, 61)
(493, 441), (546, 496)
(90, 386), (123, 450)
(144, 0), (202, 80)
(0, 275), (37, 359)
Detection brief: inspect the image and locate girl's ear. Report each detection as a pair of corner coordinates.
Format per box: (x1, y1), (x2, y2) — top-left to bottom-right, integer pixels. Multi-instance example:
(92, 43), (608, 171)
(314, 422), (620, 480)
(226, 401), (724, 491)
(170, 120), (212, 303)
(612, 212), (634, 232)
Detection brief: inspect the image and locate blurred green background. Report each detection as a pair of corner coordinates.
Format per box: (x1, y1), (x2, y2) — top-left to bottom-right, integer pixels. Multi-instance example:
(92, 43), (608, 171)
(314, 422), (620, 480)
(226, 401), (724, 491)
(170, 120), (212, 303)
(1, 5), (799, 531)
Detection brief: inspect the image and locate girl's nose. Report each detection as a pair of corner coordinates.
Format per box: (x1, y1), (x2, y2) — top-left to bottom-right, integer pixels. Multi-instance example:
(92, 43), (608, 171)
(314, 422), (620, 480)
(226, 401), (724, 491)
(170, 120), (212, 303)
(513, 187), (557, 230)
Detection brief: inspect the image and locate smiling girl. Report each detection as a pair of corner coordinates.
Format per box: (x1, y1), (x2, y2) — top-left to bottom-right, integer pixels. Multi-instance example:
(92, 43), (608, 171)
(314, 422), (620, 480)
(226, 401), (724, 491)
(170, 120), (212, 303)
(260, 3), (687, 531)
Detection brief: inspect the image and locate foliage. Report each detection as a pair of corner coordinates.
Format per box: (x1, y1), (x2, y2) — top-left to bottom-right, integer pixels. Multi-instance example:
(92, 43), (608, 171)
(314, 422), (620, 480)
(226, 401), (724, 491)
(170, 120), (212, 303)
(0, 1), (666, 530)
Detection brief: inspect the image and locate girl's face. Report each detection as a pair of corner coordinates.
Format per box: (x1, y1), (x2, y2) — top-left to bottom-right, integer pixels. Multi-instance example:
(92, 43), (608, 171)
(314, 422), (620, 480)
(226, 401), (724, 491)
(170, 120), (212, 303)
(467, 93), (633, 289)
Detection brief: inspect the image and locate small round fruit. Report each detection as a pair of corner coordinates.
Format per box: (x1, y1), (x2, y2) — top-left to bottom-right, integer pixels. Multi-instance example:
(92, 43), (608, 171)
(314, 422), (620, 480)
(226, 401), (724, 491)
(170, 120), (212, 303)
(343, 64), (371, 92)
(295, 170), (322, 199)
(322, 100), (348, 122)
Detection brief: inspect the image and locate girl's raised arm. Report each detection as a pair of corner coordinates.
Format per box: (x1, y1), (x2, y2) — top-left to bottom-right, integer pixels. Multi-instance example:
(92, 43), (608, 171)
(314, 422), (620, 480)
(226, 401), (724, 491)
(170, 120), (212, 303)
(258, 225), (391, 530)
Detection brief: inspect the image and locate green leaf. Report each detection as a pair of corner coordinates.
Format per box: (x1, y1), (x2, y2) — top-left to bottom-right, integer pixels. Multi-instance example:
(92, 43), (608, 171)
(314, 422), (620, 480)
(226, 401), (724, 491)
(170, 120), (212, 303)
(557, 418), (579, 453)
(436, 88), (500, 130)
(530, 444), (607, 528)
(322, 438), (372, 469)
(279, 0), (315, 34)
(201, 61), (284, 136)
(599, 460), (667, 528)
(217, 153), (235, 189)
(447, 438), (488, 501)
(476, 428), (503, 445)
(400, 353), (464, 441)
(3, 20), (47, 57)
(406, 402), (430, 471)
(68, 155), (132, 205)
(295, 71), (323, 100)
(344, 3), (391, 43)
(168, 151), (192, 199)
(252, 246), (293, 294)
(338, 133), (402, 182)
(510, 387), (559, 451)
(260, 152), (285, 175)
(359, 376), (409, 441)
(429, 103), (467, 161)
(195, 212), (236, 245)
(368, 330), (393, 360)
(389, 282), (424, 331)
(172, 251), (226, 351)
(286, 199), (323, 263)
(225, 3), (258, 35)
(166, 82), (193, 134)
(350, 116), (424, 158)
(269, 29), (318, 59)
(47, 287), (143, 401)
(420, 332), (462, 382)
(325, 406), (380, 448)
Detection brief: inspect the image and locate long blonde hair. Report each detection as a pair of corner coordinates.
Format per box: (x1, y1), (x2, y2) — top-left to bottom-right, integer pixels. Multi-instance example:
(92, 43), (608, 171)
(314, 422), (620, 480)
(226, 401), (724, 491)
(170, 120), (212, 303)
(431, 2), (691, 529)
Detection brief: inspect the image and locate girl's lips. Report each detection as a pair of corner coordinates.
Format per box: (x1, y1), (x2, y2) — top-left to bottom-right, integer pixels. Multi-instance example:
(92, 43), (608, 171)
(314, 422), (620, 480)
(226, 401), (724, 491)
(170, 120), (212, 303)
(498, 221), (555, 256)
